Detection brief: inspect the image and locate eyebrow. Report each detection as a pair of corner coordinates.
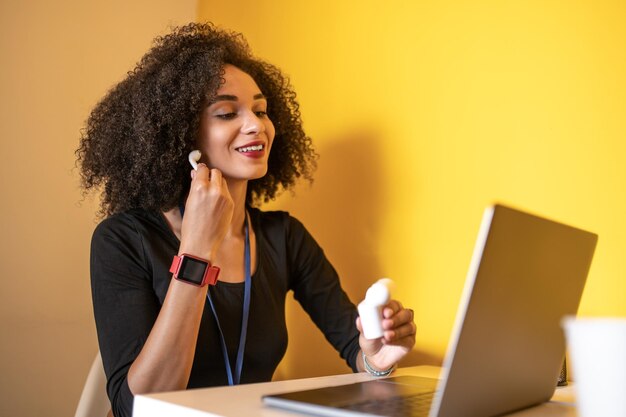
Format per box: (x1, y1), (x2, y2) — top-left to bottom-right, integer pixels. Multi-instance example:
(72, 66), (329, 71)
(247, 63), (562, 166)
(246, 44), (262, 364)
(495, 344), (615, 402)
(212, 93), (266, 103)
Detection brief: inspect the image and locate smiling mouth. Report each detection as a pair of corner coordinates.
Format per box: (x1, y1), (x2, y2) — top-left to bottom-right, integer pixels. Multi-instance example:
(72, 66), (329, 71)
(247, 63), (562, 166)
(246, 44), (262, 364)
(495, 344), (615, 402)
(236, 144), (265, 153)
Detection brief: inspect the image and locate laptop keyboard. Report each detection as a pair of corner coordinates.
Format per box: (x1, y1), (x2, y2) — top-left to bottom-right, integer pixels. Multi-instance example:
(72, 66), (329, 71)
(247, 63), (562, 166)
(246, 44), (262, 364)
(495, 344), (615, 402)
(340, 390), (435, 417)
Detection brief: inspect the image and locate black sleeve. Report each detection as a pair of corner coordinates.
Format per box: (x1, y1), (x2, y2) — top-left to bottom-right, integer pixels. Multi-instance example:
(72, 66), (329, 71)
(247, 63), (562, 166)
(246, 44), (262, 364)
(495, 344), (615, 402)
(90, 215), (159, 417)
(285, 216), (361, 372)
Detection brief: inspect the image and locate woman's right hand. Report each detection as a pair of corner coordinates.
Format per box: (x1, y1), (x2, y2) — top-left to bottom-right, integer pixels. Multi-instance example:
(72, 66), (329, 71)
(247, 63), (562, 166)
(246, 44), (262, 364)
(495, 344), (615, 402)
(179, 163), (234, 261)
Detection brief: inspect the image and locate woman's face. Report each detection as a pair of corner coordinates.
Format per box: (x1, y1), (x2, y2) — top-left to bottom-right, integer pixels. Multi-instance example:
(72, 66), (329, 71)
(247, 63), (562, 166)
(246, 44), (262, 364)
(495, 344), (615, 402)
(197, 64), (275, 181)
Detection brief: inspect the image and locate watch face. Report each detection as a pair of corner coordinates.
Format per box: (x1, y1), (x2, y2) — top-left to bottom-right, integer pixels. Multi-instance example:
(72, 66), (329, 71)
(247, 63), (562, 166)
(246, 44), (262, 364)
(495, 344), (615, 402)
(179, 256), (208, 285)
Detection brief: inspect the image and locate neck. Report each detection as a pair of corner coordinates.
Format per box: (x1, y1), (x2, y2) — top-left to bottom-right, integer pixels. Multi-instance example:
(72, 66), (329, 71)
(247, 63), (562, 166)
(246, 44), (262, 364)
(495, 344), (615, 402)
(226, 179), (249, 237)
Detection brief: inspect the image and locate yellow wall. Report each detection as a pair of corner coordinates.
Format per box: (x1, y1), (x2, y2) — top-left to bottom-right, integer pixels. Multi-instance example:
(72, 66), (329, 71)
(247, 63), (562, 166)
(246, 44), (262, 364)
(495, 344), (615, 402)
(0, 2), (196, 415)
(200, 0), (626, 378)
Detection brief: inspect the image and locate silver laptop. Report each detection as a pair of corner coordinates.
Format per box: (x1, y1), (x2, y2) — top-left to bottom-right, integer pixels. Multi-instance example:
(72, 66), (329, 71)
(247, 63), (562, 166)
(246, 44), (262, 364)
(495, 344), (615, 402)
(263, 204), (598, 417)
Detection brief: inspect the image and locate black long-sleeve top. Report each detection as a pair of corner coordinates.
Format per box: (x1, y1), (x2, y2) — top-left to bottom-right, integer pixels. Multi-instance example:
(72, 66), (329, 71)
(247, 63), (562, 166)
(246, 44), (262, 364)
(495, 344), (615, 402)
(90, 207), (361, 417)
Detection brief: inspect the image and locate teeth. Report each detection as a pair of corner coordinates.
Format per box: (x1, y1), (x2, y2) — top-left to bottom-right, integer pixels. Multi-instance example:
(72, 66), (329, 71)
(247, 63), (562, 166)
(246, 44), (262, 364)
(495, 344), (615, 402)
(237, 144), (264, 152)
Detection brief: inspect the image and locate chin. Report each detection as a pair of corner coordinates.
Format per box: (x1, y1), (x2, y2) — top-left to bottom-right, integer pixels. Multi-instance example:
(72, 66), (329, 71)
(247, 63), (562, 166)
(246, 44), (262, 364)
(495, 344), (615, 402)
(249, 165), (269, 179)
(228, 168), (268, 181)
(249, 171), (268, 180)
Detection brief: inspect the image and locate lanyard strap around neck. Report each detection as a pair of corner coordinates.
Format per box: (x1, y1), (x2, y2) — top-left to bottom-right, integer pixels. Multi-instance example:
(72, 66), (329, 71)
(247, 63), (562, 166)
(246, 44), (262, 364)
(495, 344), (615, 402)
(178, 203), (252, 385)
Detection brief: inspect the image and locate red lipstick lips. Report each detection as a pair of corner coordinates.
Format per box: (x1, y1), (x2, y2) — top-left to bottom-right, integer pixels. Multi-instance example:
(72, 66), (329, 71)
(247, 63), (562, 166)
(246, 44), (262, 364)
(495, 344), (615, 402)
(235, 141), (266, 158)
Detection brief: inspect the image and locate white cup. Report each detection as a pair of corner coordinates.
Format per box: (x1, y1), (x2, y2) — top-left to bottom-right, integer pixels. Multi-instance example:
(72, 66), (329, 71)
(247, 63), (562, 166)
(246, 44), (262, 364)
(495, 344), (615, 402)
(562, 316), (626, 417)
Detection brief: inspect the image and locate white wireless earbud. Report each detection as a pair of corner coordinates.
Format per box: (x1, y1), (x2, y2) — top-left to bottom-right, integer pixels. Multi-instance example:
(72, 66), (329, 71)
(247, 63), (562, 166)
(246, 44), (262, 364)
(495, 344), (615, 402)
(188, 150), (201, 170)
(358, 278), (395, 340)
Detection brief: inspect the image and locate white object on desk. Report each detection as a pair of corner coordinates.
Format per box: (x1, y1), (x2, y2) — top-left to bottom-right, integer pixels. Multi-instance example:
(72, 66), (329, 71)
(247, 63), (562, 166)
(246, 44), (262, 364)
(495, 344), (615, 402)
(562, 316), (626, 417)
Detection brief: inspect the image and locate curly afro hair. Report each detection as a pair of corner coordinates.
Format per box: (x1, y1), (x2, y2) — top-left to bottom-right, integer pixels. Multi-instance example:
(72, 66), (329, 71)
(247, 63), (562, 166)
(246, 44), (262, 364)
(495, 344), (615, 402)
(76, 22), (317, 217)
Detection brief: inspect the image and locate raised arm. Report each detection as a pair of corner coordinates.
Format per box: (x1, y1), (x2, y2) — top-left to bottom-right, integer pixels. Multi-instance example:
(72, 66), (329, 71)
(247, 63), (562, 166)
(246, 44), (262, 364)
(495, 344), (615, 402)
(92, 165), (233, 417)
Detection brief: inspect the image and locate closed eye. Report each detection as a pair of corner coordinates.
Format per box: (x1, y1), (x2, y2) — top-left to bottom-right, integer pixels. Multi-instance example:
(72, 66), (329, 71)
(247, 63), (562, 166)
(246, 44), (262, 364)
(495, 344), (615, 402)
(255, 111), (268, 118)
(215, 113), (237, 120)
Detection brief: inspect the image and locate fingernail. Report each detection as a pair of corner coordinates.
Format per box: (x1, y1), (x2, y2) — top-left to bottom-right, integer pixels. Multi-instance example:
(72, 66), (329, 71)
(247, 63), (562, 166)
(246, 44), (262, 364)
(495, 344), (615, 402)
(191, 170), (196, 179)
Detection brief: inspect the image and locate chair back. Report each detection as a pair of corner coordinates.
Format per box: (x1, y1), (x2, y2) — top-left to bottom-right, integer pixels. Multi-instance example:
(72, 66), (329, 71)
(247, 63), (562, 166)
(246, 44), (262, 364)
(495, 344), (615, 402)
(74, 351), (111, 417)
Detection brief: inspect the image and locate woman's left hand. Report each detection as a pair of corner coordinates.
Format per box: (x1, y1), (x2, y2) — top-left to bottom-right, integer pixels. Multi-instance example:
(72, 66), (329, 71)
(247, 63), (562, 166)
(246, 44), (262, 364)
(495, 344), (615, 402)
(356, 300), (416, 372)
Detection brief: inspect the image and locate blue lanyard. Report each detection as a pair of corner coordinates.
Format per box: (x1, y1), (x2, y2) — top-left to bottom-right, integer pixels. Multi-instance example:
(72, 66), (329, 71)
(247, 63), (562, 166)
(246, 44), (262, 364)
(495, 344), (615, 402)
(178, 204), (252, 386)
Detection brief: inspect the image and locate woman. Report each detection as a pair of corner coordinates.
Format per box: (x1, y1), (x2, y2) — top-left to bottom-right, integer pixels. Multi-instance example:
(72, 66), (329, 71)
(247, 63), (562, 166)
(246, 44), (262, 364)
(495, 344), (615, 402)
(77, 22), (416, 417)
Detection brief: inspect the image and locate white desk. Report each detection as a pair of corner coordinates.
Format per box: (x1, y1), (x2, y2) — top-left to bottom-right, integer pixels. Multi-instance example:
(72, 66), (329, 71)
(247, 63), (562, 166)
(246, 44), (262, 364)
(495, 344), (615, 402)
(133, 366), (577, 417)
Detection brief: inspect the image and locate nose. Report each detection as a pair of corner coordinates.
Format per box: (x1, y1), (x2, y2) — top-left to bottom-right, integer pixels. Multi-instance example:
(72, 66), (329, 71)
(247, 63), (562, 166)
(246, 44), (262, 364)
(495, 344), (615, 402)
(241, 110), (265, 135)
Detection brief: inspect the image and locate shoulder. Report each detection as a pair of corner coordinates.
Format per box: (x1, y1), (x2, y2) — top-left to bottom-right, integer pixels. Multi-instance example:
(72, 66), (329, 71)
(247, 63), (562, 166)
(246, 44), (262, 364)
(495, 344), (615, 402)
(90, 209), (173, 277)
(249, 207), (321, 264)
(91, 209), (170, 252)
(249, 207), (308, 237)
(95, 209), (165, 234)
(94, 209), (153, 238)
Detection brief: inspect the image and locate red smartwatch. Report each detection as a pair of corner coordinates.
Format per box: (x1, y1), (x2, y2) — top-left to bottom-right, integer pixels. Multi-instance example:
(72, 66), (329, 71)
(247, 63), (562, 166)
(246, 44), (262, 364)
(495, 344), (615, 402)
(169, 254), (220, 287)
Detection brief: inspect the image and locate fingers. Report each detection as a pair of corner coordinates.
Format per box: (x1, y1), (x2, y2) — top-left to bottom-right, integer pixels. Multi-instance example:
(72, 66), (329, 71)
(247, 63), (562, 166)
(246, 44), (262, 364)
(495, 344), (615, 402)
(192, 162), (210, 181)
(382, 299), (403, 319)
(207, 166), (223, 184)
(380, 300), (416, 344)
(188, 164), (230, 195)
(180, 163), (234, 259)
(383, 319), (416, 342)
(192, 164), (219, 182)
(187, 164), (232, 212)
